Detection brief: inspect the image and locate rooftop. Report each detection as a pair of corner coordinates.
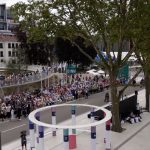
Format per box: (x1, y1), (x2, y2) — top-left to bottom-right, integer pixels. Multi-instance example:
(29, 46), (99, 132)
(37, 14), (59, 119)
(0, 31), (18, 42)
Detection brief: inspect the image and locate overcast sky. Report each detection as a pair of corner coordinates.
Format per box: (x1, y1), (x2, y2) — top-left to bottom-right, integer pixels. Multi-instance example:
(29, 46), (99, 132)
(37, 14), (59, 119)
(2, 0), (28, 7)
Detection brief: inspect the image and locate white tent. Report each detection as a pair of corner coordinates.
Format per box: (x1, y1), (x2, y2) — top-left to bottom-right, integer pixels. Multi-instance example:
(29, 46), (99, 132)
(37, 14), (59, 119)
(86, 69), (100, 76)
(128, 56), (137, 61)
(97, 70), (105, 74)
(86, 69), (96, 73)
(103, 52), (137, 61)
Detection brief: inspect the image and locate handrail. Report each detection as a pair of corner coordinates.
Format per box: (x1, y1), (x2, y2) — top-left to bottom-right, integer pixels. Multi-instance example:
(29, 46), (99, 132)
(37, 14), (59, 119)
(0, 71), (56, 88)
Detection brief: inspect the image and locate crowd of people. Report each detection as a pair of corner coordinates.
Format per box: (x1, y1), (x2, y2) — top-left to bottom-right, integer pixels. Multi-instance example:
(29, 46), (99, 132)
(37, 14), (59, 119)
(0, 66), (53, 87)
(0, 73), (109, 122)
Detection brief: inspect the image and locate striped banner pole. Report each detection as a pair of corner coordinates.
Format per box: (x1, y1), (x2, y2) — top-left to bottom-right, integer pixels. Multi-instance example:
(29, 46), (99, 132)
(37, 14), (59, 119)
(91, 126), (96, 150)
(91, 107), (96, 150)
(104, 112), (111, 150)
(91, 107), (95, 123)
(69, 106), (77, 149)
(35, 112), (40, 150)
(63, 129), (69, 150)
(105, 120), (111, 150)
(39, 126), (45, 150)
(29, 120), (35, 149)
(51, 107), (56, 136)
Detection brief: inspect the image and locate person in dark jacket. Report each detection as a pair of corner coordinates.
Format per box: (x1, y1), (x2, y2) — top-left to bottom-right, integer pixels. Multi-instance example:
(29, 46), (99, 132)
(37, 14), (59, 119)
(16, 100), (22, 120)
(104, 92), (109, 102)
(20, 131), (27, 150)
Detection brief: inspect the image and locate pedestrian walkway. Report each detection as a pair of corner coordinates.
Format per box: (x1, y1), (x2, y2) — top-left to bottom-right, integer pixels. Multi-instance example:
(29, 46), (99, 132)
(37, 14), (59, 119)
(118, 121), (150, 150)
(0, 64), (65, 88)
(0, 71), (61, 88)
(2, 89), (150, 150)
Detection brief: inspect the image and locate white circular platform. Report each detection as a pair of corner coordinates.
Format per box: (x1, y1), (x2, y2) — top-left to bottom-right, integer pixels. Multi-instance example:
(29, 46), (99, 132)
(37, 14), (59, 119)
(29, 104), (112, 129)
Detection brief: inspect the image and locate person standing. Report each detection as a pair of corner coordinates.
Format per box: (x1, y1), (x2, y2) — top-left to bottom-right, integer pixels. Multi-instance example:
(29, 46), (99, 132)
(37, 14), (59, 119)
(11, 106), (15, 120)
(85, 88), (89, 99)
(136, 103), (141, 119)
(104, 92), (109, 102)
(20, 131), (27, 150)
(26, 101), (31, 116)
(1, 103), (6, 121)
(74, 90), (78, 100)
(17, 100), (22, 120)
(6, 104), (11, 119)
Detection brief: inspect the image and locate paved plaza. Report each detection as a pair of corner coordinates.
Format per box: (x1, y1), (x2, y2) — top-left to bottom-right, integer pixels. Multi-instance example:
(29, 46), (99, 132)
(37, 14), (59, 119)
(1, 0), (149, 149)
(2, 89), (150, 150)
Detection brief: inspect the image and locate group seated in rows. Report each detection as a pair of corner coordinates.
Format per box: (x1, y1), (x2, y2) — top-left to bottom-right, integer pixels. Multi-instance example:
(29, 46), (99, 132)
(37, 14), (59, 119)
(121, 103), (142, 124)
(0, 75), (109, 121)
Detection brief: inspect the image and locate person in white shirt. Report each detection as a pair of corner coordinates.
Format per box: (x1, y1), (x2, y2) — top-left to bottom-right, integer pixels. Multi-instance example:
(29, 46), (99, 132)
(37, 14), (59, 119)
(6, 104), (11, 119)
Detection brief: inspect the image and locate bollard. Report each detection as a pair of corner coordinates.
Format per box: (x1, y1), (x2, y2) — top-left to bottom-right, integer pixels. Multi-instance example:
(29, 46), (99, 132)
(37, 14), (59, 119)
(63, 129), (69, 150)
(29, 120), (35, 149)
(51, 107), (56, 136)
(39, 126), (44, 150)
(90, 107), (96, 150)
(104, 111), (111, 150)
(91, 107), (95, 123)
(69, 106), (77, 149)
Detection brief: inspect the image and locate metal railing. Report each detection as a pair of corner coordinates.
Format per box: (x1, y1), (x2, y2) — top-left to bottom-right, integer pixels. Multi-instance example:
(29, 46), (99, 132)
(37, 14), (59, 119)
(0, 70), (53, 88)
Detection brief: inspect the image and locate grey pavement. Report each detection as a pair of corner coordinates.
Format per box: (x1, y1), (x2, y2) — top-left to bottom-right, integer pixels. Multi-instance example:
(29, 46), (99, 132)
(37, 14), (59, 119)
(2, 89), (150, 150)
(118, 120), (150, 150)
(0, 86), (142, 146)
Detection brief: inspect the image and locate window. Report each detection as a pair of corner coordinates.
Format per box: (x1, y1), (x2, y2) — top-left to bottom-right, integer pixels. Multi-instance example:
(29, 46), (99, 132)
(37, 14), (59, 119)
(16, 51), (18, 57)
(8, 43), (11, 48)
(12, 51), (15, 57)
(12, 43), (14, 48)
(0, 51), (3, 57)
(12, 59), (16, 64)
(7, 8), (13, 20)
(16, 43), (18, 48)
(8, 51), (11, 57)
(0, 24), (5, 30)
(0, 43), (3, 48)
(0, 5), (5, 20)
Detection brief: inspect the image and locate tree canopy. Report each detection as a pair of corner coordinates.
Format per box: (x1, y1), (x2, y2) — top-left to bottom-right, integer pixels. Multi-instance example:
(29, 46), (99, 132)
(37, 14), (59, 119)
(13, 25), (54, 65)
(11, 0), (150, 132)
(130, 0), (150, 111)
(55, 36), (96, 65)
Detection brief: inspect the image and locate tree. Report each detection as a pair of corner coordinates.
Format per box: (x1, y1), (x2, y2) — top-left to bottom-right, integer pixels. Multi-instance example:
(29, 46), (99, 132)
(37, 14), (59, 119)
(15, 26), (54, 65)
(132, 0), (150, 111)
(55, 36), (96, 66)
(11, 4), (54, 65)
(6, 46), (27, 74)
(12, 0), (144, 132)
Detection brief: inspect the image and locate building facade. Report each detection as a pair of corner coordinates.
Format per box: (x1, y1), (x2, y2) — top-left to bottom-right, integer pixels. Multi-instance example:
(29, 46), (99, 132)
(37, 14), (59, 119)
(0, 4), (19, 65)
(0, 31), (19, 64)
(0, 3), (18, 30)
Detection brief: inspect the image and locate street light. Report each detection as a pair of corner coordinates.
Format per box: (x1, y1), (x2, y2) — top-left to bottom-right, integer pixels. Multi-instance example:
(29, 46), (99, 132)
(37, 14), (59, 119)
(0, 76), (5, 99)
(0, 131), (1, 150)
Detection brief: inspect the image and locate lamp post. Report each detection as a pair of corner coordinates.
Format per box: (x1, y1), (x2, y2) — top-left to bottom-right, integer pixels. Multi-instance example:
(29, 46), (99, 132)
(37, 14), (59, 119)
(47, 57), (50, 88)
(0, 76), (5, 99)
(0, 131), (1, 150)
(41, 72), (43, 90)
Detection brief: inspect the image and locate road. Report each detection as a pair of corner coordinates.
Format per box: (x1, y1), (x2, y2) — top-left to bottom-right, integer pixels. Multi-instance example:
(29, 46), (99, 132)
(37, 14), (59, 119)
(0, 86), (142, 145)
